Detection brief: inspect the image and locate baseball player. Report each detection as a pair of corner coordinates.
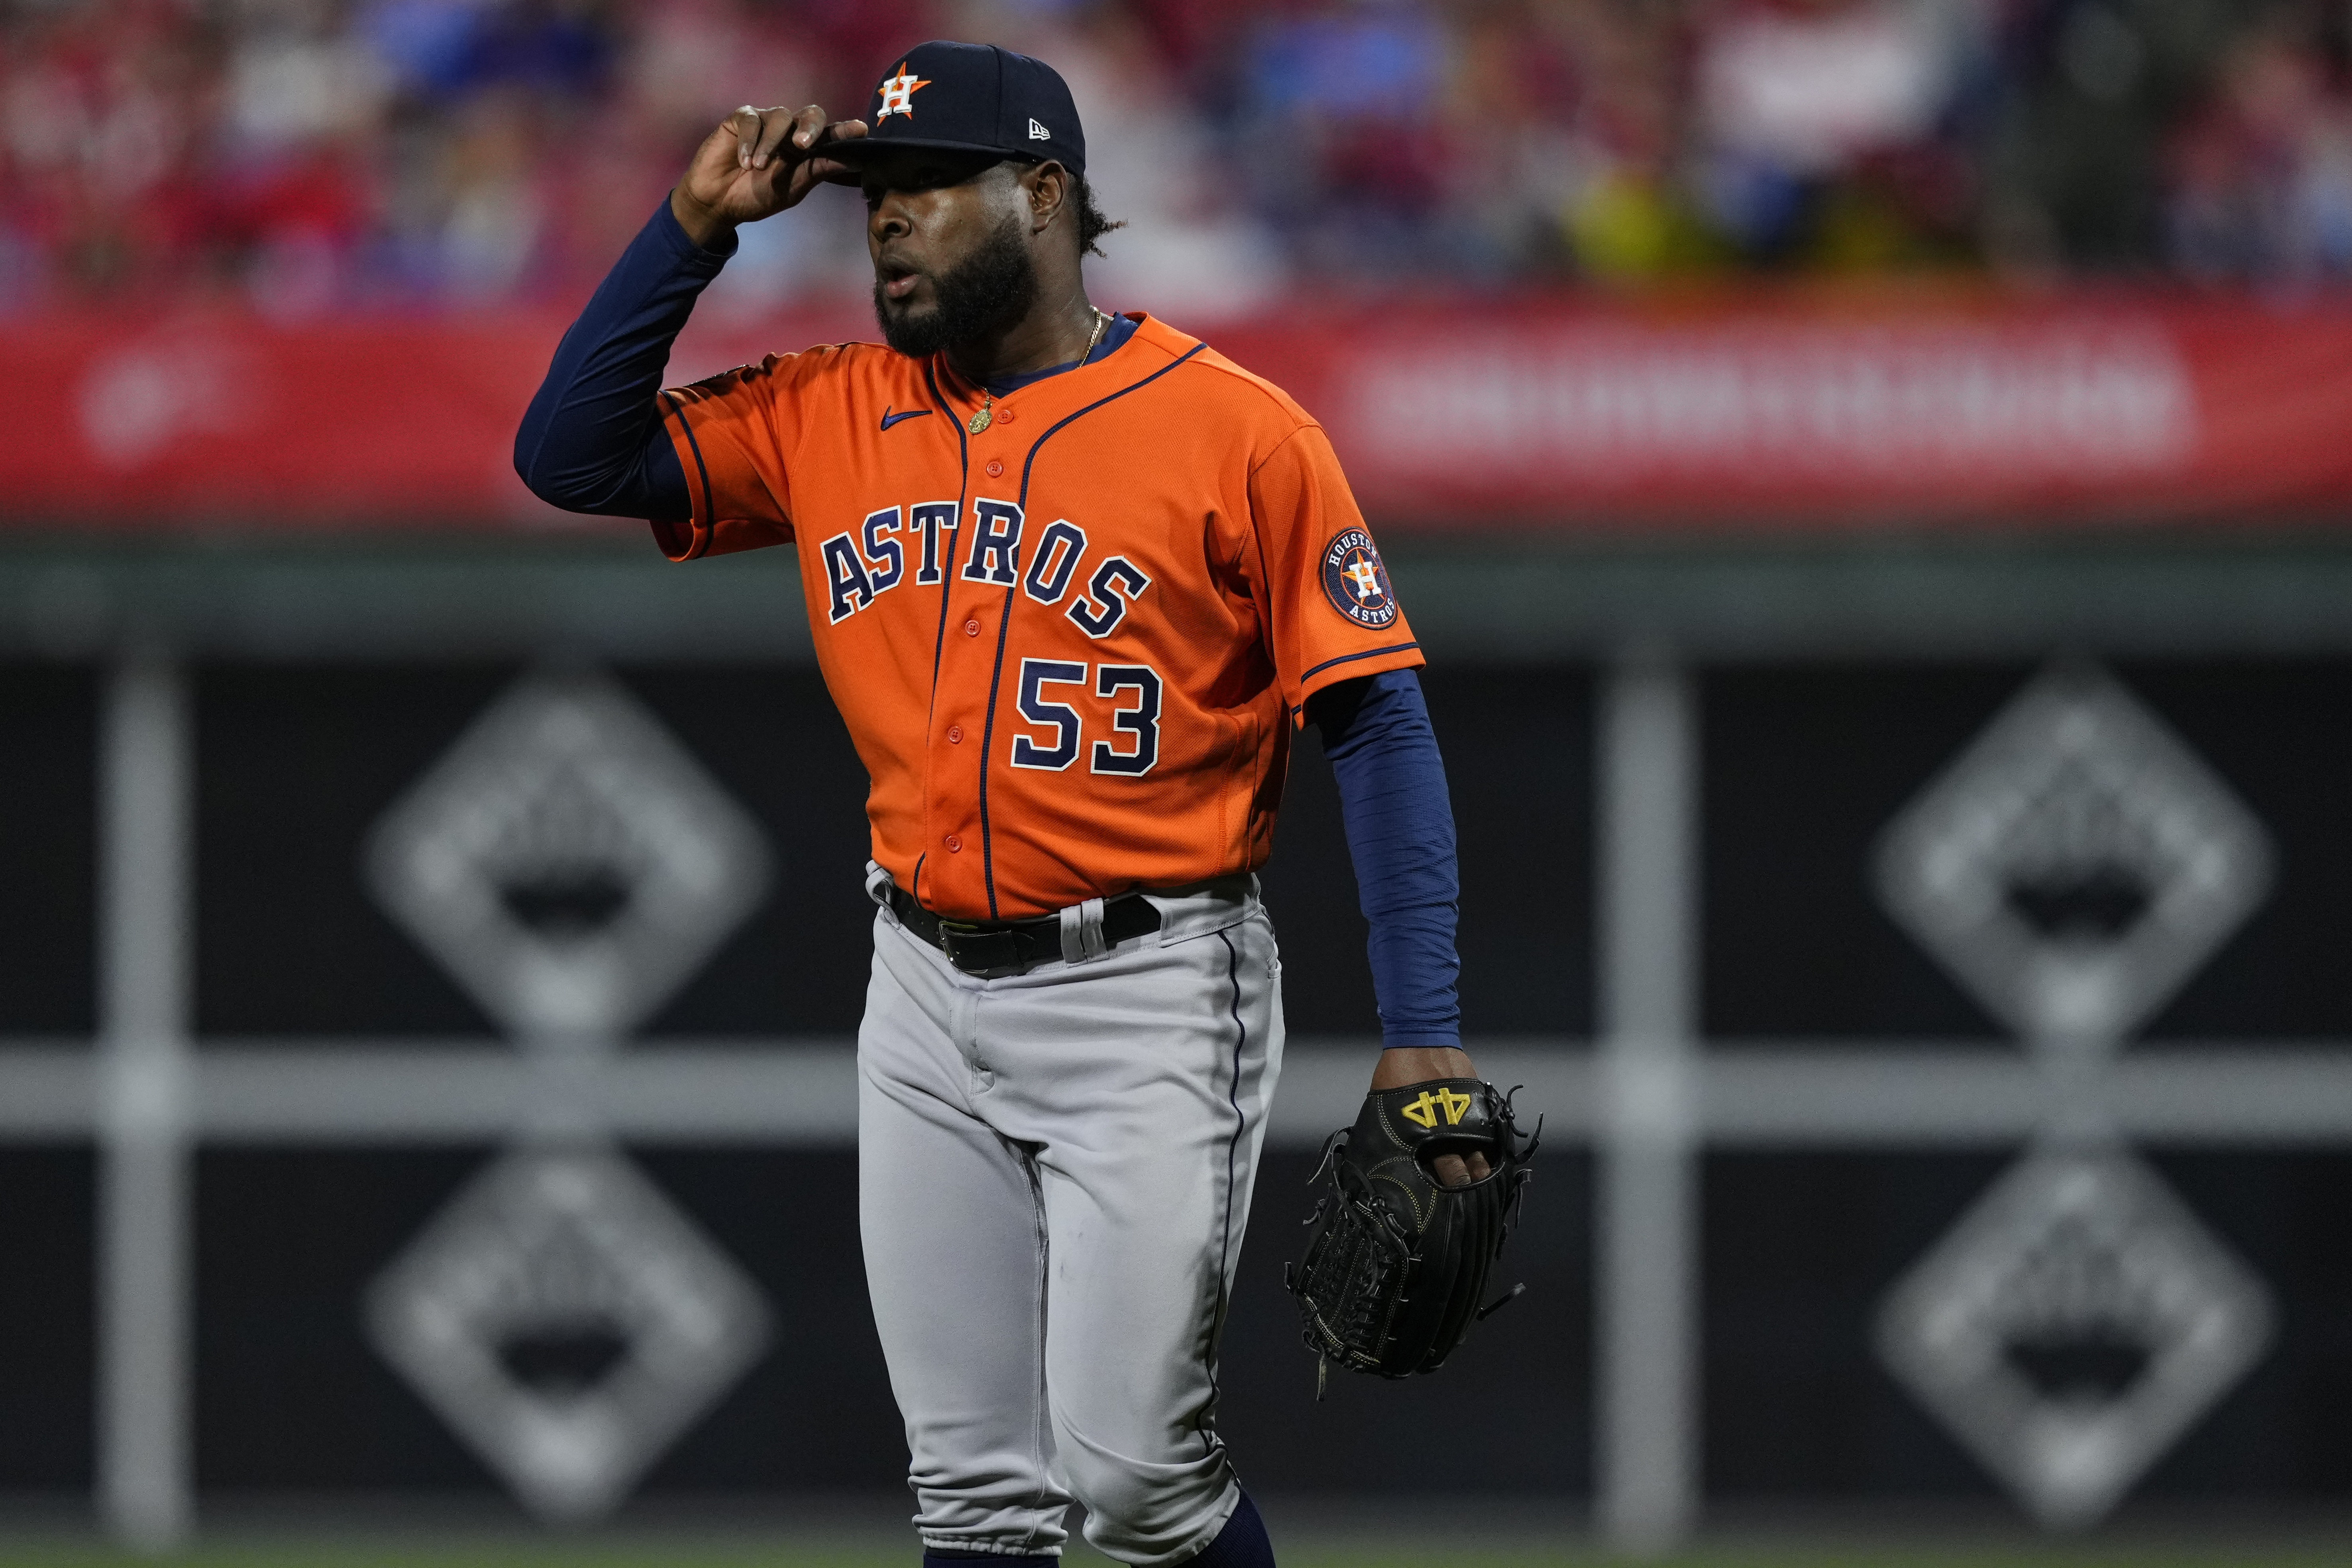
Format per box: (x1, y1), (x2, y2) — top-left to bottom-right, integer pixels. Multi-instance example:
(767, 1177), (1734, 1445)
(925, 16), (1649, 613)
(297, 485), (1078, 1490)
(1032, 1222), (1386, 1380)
(517, 41), (1480, 1568)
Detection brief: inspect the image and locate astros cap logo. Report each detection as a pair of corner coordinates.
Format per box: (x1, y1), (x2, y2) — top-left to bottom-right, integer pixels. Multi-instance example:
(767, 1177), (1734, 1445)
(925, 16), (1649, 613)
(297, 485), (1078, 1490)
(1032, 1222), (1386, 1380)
(876, 61), (931, 120)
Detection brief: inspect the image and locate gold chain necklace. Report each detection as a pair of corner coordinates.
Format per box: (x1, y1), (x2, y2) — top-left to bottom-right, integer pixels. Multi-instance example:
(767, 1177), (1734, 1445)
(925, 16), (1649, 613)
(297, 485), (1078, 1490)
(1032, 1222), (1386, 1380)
(968, 309), (1110, 436)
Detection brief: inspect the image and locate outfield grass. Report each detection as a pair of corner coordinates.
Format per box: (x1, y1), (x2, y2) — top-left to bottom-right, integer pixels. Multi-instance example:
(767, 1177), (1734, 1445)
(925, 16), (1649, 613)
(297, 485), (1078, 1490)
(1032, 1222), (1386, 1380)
(2, 1542), (2350, 1568)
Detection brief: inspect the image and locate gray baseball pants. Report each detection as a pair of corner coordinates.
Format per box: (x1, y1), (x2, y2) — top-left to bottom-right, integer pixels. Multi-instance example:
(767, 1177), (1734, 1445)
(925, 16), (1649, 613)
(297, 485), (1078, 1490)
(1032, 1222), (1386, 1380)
(857, 871), (1284, 1565)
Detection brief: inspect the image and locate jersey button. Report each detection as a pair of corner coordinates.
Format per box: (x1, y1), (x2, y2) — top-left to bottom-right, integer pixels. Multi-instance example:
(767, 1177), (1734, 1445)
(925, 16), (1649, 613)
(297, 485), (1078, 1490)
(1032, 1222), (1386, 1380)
(997, 407), (1016, 424)
(946, 724), (964, 744)
(964, 618), (981, 636)
(985, 459), (1003, 477)
(944, 833), (963, 853)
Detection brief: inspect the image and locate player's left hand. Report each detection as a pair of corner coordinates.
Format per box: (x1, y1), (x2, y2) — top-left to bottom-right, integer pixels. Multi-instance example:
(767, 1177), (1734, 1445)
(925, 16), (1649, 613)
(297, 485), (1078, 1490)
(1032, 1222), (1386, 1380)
(1369, 1046), (1492, 1188)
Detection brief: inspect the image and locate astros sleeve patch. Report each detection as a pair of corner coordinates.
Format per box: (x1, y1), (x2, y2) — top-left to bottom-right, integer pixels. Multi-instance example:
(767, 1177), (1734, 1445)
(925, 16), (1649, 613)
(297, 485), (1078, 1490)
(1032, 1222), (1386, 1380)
(1247, 424), (1424, 715)
(1319, 528), (1400, 629)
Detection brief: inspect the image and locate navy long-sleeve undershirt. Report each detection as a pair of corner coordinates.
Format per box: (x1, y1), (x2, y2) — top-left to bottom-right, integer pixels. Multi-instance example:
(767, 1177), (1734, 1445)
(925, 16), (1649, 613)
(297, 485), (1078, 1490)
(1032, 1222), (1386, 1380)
(514, 200), (718, 520)
(517, 201), (1463, 1049)
(1308, 668), (1463, 1048)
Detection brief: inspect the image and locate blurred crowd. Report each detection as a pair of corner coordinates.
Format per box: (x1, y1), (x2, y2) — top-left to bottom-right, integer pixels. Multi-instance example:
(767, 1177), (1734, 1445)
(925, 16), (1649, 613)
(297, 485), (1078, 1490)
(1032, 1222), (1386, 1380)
(6, 0), (2352, 317)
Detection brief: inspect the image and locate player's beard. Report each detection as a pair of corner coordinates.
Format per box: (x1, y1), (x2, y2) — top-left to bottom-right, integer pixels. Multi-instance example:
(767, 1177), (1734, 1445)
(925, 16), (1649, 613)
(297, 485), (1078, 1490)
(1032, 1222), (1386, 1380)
(873, 211), (1039, 359)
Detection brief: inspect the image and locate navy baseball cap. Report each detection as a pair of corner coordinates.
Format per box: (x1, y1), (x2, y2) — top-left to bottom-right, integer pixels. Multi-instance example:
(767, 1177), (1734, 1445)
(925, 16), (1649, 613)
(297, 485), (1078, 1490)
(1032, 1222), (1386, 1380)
(823, 41), (1086, 183)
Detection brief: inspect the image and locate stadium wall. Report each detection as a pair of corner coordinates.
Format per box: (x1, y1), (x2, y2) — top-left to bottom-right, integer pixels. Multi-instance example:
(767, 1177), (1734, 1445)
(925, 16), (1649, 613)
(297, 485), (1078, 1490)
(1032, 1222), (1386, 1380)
(4, 528), (2352, 1547)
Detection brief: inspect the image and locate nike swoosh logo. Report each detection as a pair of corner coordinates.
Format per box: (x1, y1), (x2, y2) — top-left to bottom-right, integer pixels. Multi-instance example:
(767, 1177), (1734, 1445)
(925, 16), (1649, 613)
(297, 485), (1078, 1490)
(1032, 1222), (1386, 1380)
(880, 407), (931, 430)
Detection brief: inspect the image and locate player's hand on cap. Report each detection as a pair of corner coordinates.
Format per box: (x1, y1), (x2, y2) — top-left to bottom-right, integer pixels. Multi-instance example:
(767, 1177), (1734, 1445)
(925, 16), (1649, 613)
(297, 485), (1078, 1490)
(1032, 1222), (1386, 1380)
(1368, 1046), (1494, 1188)
(671, 104), (868, 247)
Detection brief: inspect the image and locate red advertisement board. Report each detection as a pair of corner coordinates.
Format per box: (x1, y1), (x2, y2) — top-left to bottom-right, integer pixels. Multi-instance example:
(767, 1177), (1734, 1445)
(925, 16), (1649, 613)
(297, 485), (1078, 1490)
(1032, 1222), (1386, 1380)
(6, 292), (2351, 532)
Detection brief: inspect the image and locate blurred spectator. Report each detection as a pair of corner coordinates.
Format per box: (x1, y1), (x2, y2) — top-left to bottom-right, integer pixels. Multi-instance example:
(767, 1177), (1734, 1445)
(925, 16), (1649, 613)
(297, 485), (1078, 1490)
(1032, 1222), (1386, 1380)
(1688, 0), (1992, 269)
(0, 0), (2347, 314)
(1547, 2), (1713, 281)
(2164, 9), (2352, 282)
(1233, 2), (1461, 277)
(218, 0), (384, 315)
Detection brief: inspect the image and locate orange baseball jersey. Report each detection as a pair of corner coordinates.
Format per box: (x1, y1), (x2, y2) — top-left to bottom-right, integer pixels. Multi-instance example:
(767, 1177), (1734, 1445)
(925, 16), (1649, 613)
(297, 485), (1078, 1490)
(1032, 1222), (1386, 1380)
(656, 312), (1422, 921)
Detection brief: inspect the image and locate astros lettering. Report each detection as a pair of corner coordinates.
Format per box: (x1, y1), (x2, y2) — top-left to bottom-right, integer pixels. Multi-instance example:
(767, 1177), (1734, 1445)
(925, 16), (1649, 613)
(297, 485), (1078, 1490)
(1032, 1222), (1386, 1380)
(819, 500), (1147, 639)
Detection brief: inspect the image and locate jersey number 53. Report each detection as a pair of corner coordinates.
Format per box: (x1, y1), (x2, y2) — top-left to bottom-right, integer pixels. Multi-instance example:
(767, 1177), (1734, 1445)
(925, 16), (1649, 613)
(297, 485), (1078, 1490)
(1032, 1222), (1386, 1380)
(1009, 659), (1162, 776)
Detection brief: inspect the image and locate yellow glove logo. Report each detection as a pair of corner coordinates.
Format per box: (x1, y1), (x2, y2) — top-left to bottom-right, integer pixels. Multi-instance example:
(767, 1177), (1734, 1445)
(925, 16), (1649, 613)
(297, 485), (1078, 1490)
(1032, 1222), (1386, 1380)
(1399, 1087), (1473, 1129)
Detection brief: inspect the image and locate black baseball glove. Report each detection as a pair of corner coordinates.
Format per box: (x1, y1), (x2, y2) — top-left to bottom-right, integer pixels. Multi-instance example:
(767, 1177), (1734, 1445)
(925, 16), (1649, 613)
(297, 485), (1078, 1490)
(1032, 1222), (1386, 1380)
(1284, 1077), (1538, 1384)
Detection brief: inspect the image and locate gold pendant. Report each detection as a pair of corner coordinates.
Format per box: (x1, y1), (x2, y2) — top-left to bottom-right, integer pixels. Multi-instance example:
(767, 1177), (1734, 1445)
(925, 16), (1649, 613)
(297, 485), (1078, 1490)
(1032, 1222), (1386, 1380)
(967, 400), (992, 435)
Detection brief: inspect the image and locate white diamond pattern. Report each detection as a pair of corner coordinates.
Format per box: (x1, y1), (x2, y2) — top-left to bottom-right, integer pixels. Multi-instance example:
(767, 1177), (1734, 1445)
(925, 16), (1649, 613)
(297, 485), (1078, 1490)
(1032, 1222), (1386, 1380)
(1875, 666), (2272, 1051)
(366, 1146), (772, 1521)
(1876, 1147), (2272, 1529)
(366, 673), (771, 1042)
